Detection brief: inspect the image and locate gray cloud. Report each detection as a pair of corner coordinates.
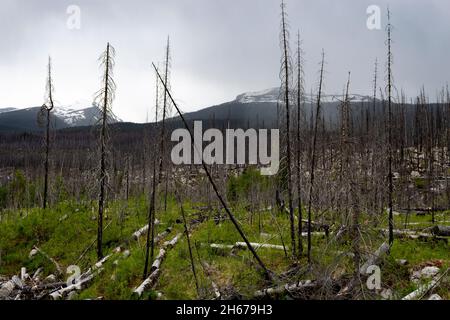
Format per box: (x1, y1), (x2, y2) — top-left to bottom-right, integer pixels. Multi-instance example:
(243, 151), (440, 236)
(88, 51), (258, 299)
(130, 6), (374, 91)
(0, 0), (449, 122)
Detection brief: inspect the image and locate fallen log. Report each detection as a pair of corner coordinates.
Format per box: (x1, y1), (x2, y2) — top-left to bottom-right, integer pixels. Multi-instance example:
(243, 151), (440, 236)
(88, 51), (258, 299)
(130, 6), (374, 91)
(210, 244), (234, 250)
(132, 269), (161, 298)
(132, 233), (183, 298)
(254, 280), (318, 299)
(359, 242), (389, 275)
(402, 268), (448, 300)
(430, 225), (450, 237)
(150, 248), (166, 273)
(0, 279), (16, 299)
(380, 229), (447, 242)
(234, 242), (285, 251)
(132, 219), (160, 240)
(49, 271), (98, 300)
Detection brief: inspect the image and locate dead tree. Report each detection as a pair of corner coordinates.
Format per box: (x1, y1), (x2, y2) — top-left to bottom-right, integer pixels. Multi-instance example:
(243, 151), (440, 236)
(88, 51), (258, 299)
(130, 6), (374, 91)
(279, 0), (296, 258)
(386, 9), (394, 247)
(94, 42), (116, 260)
(159, 37), (172, 213)
(295, 31), (305, 258)
(144, 67), (161, 279)
(38, 56), (55, 209)
(306, 50), (325, 264)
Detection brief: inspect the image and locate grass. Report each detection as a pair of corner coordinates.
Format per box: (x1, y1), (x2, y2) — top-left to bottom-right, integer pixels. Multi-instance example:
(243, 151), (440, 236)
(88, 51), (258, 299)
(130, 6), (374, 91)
(0, 196), (448, 300)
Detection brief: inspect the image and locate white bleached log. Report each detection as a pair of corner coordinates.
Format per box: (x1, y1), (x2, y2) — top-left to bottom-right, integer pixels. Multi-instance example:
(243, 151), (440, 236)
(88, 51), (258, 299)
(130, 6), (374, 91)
(402, 278), (438, 300)
(359, 242), (389, 275)
(234, 242), (285, 251)
(0, 280), (16, 299)
(132, 269), (161, 298)
(210, 244), (234, 250)
(133, 233), (183, 298)
(150, 248), (166, 273)
(254, 280), (317, 298)
(402, 268), (448, 300)
(131, 219), (160, 240)
(49, 272), (97, 300)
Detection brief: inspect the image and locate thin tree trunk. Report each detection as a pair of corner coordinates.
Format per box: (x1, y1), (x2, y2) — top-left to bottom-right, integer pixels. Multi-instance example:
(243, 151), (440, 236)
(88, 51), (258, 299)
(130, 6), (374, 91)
(280, 0), (296, 258)
(307, 51), (325, 264)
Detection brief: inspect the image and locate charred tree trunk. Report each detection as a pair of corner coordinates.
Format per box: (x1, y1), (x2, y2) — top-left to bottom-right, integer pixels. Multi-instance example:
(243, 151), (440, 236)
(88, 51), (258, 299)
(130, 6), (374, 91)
(96, 42), (116, 260)
(307, 51), (325, 264)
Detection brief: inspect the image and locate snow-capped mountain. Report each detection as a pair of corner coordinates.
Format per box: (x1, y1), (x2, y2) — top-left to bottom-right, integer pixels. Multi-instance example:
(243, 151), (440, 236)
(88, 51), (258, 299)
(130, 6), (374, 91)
(235, 87), (374, 104)
(236, 88), (280, 104)
(0, 104), (121, 132)
(173, 87), (381, 131)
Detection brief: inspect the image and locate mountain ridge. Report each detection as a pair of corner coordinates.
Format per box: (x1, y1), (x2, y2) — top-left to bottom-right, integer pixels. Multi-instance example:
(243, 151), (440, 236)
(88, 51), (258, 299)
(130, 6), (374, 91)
(0, 105), (121, 132)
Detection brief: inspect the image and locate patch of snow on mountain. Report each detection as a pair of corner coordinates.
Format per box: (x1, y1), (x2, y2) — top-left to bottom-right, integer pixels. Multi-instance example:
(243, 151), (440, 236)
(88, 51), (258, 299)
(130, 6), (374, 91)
(52, 100), (95, 126)
(236, 88), (280, 103)
(236, 88), (373, 105)
(53, 107), (86, 126)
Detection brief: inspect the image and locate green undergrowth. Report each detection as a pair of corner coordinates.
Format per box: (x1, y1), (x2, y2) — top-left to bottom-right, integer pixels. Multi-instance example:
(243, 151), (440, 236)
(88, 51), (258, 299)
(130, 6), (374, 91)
(0, 197), (448, 300)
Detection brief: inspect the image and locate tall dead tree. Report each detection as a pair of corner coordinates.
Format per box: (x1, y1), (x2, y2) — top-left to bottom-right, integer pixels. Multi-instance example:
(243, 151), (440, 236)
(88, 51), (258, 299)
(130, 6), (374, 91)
(295, 31), (305, 257)
(144, 66), (161, 279)
(386, 9), (394, 247)
(279, 0), (296, 258)
(39, 56), (55, 209)
(159, 37), (172, 213)
(94, 42), (116, 259)
(307, 50), (325, 264)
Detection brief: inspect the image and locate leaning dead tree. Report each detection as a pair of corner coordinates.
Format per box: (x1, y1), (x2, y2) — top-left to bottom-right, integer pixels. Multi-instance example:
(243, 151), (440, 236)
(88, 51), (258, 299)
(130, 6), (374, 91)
(152, 63), (273, 281)
(94, 42), (116, 259)
(38, 56), (55, 209)
(143, 66), (161, 279)
(279, 0), (296, 258)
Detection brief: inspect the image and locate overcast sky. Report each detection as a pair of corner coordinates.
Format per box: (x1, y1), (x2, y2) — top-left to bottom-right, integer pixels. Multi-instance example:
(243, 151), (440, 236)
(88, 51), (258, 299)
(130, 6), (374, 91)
(0, 0), (449, 123)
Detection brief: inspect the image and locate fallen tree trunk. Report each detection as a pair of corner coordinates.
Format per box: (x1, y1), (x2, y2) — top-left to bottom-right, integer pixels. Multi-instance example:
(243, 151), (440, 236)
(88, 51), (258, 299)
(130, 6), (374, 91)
(381, 229), (448, 242)
(132, 219), (160, 240)
(132, 233), (183, 298)
(359, 242), (389, 275)
(132, 269), (161, 298)
(402, 268), (448, 300)
(254, 280), (318, 299)
(430, 225), (450, 237)
(0, 279), (16, 299)
(49, 271), (98, 300)
(234, 242), (286, 251)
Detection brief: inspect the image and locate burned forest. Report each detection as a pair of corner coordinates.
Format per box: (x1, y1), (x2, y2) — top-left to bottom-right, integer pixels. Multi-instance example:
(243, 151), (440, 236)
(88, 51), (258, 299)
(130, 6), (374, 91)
(0, 1), (449, 303)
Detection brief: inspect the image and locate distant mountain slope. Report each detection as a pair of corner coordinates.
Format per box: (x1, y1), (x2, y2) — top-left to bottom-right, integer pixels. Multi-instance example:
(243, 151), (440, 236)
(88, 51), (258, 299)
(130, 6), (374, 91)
(0, 107), (18, 114)
(169, 87), (376, 129)
(0, 87), (386, 133)
(0, 105), (121, 132)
